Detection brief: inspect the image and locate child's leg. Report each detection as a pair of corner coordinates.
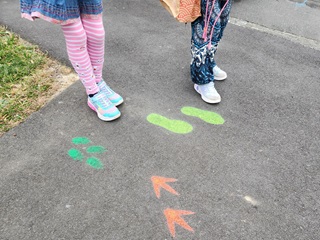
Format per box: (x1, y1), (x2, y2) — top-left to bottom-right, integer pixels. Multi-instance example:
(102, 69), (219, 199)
(217, 0), (232, 44)
(191, 0), (232, 84)
(191, 0), (217, 85)
(81, 18), (105, 83)
(82, 17), (124, 106)
(61, 20), (120, 121)
(190, 0), (225, 103)
(61, 20), (99, 95)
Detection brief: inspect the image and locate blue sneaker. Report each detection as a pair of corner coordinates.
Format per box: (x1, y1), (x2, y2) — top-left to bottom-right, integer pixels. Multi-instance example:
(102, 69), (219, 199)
(97, 80), (124, 106)
(87, 91), (121, 121)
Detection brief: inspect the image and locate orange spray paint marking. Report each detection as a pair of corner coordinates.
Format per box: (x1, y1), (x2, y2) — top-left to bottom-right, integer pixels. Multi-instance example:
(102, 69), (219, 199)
(164, 208), (195, 238)
(151, 176), (179, 199)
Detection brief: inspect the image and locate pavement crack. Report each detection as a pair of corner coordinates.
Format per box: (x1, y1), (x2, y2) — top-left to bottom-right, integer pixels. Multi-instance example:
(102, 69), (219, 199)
(230, 17), (320, 51)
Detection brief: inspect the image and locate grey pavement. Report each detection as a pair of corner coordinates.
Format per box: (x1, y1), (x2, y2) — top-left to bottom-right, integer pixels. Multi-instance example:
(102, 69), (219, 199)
(1, 0), (320, 239)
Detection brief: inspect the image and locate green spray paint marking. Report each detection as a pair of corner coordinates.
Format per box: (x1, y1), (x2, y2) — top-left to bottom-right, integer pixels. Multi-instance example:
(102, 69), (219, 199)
(87, 146), (106, 154)
(72, 137), (91, 145)
(181, 107), (225, 125)
(68, 148), (84, 161)
(86, 157), (103, 169)
(68, 137), (107, 170)
(147, 113), (193, 134)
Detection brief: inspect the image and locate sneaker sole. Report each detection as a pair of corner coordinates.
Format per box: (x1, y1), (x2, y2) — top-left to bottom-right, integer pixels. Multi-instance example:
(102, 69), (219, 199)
(201, 95), (221, 104)
(97, 111), (121, 121)
(112, 98), (124, 106)
(88, 101), (121, 121)
(194, 85), (221, 104)
(214, 75), (227, 81)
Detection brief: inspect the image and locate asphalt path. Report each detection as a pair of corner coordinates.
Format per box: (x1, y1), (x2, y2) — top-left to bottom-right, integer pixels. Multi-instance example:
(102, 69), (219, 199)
(1, 0), (320, 239)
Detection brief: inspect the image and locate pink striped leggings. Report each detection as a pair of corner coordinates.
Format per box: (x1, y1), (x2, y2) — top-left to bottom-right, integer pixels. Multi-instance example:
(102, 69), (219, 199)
(61, 18), (105, 95)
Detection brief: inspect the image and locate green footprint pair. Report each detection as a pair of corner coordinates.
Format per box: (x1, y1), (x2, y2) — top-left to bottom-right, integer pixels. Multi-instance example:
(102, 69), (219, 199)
(147, 107), (225, 134)
(68, 137), (106, 169)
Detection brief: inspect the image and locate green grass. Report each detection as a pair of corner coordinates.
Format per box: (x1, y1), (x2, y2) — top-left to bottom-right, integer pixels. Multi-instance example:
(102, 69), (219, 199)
(0, 31), (44, 84)
(0, 26), (49, 134)
(0, 26), (77, 136)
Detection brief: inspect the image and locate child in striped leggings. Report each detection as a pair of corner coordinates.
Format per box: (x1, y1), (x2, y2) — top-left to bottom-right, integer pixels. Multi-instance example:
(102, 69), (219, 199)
(20, 0), (123, 121)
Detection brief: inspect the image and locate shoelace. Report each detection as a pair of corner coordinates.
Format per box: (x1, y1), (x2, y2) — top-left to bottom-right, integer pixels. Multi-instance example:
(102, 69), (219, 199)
(103, 84), (113, 95)
(100, 80), (113, 95)
(202, 0), (230, 49)
(94, 93), (112, 109)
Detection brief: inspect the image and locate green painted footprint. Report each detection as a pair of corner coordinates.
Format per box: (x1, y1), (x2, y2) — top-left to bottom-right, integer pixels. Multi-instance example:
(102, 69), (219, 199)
(87, 146), (106, 154)
(68, 137), (106, 170)
(181, 107), (225, 125)
(68, 148), (84, 161)
(147, 113), (193, 134)
(86, 157), (104, 169)
(72, 137), (91, 145)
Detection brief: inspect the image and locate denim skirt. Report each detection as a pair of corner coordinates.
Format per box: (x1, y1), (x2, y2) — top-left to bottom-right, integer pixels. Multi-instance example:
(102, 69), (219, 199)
(20, 0), (103, 24)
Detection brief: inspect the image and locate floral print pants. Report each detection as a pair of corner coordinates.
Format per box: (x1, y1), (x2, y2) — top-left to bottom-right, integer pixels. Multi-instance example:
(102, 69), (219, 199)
(190, 0), (232, 85)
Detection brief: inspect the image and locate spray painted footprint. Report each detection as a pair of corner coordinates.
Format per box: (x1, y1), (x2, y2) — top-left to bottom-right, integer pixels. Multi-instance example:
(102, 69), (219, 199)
(68, 148), (84, 161)
(68, 137), (106, 169)
(147, 113), (193, 134)
(72, 137), (91, 145)
(181, 107), (225, 125)
(86, 157), (104, 170)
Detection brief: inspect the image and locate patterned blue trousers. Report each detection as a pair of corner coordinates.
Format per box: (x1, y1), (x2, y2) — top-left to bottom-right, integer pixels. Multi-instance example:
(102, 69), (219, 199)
(191, 0), (232, 85)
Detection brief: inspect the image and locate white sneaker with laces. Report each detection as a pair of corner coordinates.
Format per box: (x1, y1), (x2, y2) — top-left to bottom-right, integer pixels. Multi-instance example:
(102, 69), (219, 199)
(194, 82), (221, 104)
(213, 65), (227, 80)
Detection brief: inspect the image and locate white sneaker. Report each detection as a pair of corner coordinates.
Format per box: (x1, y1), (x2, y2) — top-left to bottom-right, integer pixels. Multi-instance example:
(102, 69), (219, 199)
(194, 82), (221, 104)
(213, 65), (227, 80)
